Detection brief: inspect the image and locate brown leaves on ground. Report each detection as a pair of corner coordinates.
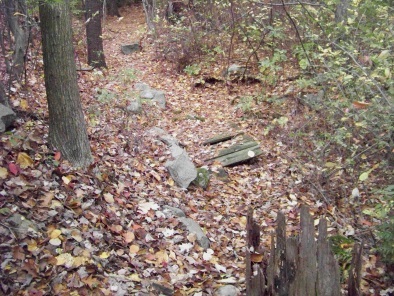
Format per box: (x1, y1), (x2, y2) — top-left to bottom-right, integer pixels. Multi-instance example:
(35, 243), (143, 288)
(0, 4), (391, 296)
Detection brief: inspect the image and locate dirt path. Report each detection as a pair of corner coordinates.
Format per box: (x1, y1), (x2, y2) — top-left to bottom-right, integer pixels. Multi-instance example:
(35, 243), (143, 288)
(81, 4), (303, 294)
(1, 3), (373, 295)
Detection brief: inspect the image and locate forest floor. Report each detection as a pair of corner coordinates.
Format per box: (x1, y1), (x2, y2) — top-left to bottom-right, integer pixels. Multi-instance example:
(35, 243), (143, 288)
(0, 3), (392, 296)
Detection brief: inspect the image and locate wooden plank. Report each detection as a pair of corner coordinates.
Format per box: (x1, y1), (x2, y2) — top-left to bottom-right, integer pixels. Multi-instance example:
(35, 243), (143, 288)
(276, 212), (288, 296)
(217, 141), (258, 157)
(348, 243), (363, 296)
(203, 131), (243, 145)
(287, 237), (298, 295)
(293, 205), (317, 296)
(215, 145), (262, 166)
(246, 207), (266, 296)
(317, 218), (341, 296)
(266, 232), (275, 295)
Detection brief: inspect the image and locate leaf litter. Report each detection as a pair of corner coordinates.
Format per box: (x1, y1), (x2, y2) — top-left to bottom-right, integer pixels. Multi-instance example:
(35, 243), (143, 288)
(0, 3), (391, 296)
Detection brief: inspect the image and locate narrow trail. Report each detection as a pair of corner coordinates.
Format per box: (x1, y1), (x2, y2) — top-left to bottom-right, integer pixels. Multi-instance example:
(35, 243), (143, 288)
(0, 3), (343, 295)
(0, 3), (390, 295)
(76, 4), (306, 293)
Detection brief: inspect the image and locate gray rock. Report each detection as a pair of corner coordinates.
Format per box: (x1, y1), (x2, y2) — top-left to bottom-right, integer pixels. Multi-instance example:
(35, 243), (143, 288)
(121, 43), (140, 55)
(140, 89), (166, 109)
(7, 213), (39, 238)
(166, 149), (197, 189)
(151, 282), (174, 296)
(0, 103), (16, 133)
(126, 99), (142, 113)
(151, 90), (166, 109)
(160, 134), (180, 147)
(140, 89), (155, 100)
(193, 167), (210, 189)
(162, 205), (186, 218)
(178, 217), (210, 249)
(222, 64), (247, 77)
(134, 82), (150, 91)
(215, 285), (240, 296)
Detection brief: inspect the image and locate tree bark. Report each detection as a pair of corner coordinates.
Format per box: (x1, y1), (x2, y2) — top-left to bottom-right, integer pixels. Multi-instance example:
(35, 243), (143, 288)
(85, 0), (107, 68)
(39, 0), (93, 168)
(0, 80), (9, 107)
(335, 0), (350, 23)
(5, 0), (29, 81)
(107, 0), (121, 17)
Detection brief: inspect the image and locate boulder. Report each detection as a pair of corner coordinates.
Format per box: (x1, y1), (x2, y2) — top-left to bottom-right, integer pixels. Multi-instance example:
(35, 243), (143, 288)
(162, 205), (186, 218)
(136, 83), (166, 109)
(222, 64), (247, 77)
(0, 103), (16, 133)
(121, 43), (140, 55)
(178, 217), (210, 249)
(166, 148), (197, 189)
(134, 82), (150, 91)
(126, 99), (142, 113)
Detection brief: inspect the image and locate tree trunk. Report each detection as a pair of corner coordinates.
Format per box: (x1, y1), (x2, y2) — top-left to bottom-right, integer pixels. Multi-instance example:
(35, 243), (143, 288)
(39, 0), (93, 168)
(5, 0), (29, 81)
(0, 80), (9, 107)
(85, 0), (107, 68)
(335, 0), (350, 23)
(107, 0), (121, 17)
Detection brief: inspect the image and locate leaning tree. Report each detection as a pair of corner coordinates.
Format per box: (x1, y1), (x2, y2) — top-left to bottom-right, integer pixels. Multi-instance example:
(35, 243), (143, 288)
(39, 0), (93, 167)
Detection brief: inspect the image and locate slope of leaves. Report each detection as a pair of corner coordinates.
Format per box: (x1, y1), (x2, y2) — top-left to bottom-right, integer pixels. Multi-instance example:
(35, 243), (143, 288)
(0, 3), (392, 295)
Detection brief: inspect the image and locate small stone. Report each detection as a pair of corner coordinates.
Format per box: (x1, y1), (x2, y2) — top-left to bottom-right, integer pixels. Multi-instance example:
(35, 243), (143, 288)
(215, 285), (240, 296)
(193, 167), (210, 189)
(0, 103), (16, 133)
(121, 43), (140, 55)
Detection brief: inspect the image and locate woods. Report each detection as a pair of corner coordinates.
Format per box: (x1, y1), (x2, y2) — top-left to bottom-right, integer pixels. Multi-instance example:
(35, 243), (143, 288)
(0, 0), (393, 294)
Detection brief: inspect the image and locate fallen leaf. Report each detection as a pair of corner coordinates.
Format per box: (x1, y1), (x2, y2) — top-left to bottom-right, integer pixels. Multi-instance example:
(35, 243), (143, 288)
(215, 263), (227, 273)
(103, 192), (114, 203)
(56, 253), (74, 268)
(27, 240), (38, 252)
(54, 151), (61, 161)
(17, 152), (34, 169)
(138, 201), (159, 214)
(50, 229), (62, 239)
(49, 238), (62, 246)
(130, 273), (141, 282)
(155, 250), (169, 266)
(0, 167), (8, 179)
(123, 231), (135, 243)
(82, 275), (100, 289)
(20, 99), (29, 110)
(203, 249), (214, 261)
(353, 101), (371, 109)
(62, 176), (71, 185)
(129, 245), (139, 254)
(8, 163), (19, 175)
(99, 252), (110, 259)
(71, 229), (83, 242)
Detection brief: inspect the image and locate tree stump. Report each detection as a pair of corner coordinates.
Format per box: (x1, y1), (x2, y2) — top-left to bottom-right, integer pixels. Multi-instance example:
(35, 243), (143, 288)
(245, 205), (362, 295)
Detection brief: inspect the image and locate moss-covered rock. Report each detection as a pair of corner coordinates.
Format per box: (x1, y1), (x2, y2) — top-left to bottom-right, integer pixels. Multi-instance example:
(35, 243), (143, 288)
(193, 167), (210, 189)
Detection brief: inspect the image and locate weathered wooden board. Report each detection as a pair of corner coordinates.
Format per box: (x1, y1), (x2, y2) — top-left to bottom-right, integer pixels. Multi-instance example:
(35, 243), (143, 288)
(217, 141), (258, 157)
(215, 145), (262, 166)
(203, 131), (243, 145)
